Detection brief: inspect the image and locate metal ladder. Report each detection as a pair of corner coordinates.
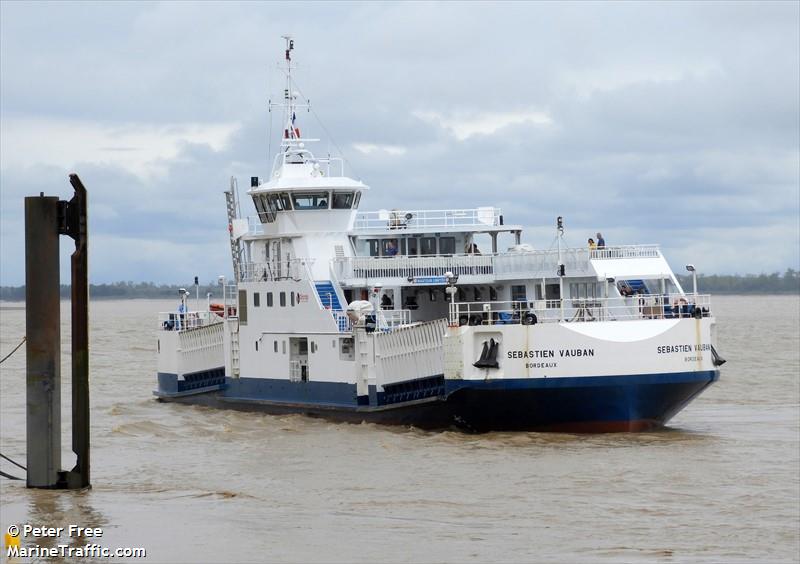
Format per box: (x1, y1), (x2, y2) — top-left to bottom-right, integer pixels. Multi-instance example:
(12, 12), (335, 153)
(224, 177), (241, 282)
(229, 319), (240, 378)
(357, 331), (371, 400)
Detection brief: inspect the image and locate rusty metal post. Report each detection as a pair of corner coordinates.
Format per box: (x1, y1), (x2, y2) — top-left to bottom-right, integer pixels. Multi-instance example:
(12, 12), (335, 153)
(24, 175), (90, 489)
(63, 174), (90, 489)
(25, 194), (62, 488)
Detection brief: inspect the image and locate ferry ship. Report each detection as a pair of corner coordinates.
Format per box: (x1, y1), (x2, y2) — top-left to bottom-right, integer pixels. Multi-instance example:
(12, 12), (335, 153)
(155, 38), (723, 432)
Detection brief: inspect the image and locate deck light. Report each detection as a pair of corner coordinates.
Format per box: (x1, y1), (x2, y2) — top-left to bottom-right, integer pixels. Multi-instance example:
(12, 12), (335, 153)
(685, 265), (698, 297)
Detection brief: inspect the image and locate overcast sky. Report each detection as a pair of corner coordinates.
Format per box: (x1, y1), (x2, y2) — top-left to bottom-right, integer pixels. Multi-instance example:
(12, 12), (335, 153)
(1, 1), (798, 286)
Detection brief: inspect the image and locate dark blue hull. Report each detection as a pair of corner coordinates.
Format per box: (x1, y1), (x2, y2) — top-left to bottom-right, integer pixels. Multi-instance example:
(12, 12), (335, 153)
(155, 369), (719, 433)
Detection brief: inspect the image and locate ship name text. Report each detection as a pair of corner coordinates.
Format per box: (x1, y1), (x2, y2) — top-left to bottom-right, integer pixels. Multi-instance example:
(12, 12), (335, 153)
(657, 343), (711, 354)
(509, 348), (594, 359)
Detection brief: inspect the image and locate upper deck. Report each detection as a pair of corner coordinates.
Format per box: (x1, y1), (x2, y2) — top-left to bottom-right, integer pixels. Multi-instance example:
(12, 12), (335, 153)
(332, 244), (668, 286)
(351, 207), (521, 235)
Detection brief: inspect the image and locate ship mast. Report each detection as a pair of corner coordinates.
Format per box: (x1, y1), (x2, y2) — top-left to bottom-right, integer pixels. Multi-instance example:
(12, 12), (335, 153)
(273, 36), (309, 151)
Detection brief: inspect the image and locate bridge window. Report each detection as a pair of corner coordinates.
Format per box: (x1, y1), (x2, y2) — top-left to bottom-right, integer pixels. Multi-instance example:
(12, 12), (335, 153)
(406, 237), (418, 256)
(253, 195), (276, 223)
(292, 191), (330, 210)
(332, 191), (354, 209)
(268, 193), (293, 211)
(353, 192), (362, 209)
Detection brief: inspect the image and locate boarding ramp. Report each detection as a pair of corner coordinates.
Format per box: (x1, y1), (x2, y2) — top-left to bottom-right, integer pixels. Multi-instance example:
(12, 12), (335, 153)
(374, 318), (447, 388)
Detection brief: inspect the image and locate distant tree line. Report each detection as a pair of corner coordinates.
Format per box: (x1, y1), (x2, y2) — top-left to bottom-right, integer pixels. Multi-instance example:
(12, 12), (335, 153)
(675, 269), (799, 294)
(0, 281), (226, 302)
(0, 270), (797, 301)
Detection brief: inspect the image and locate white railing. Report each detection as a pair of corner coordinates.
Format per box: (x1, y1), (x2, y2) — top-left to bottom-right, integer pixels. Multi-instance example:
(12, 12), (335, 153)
(449, 294), (712, 325)
(334, 254), (494, 280)
(494, 248), (594, 277)
(247, 216), (265, 236)
(240, 259), (315, 282)
(158, 310), (224, 331)
(377, 309), (412, 330)
(333, 246), (661, 282)
(354, 208), (502, 231)
(590, 245), (660, 259)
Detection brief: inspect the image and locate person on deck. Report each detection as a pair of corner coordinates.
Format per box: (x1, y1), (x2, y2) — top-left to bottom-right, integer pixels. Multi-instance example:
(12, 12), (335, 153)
(596, 232), (606, 248)
(385, 241), (398, 256)
(588, 238), (597, 251)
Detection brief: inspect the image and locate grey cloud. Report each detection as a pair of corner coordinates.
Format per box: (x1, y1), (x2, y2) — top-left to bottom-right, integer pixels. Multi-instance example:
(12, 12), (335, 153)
(1, 1), (798, 284)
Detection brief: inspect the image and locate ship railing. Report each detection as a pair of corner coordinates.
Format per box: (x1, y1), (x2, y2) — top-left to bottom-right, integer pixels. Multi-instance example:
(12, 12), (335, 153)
(333, 245), (663, 282)
(158, 310), (224, 331)
(247, 216), (265, 236)
(332, 311), (353, 333)
(377, 309), (412, 330)
(493, 248), (594, 277)
(353, 207), (502, 231)
(240, 259), (316, 283)
(589, 245), (661, 260)
(334, 254), (495, 280)
(448, 294), (712, 325)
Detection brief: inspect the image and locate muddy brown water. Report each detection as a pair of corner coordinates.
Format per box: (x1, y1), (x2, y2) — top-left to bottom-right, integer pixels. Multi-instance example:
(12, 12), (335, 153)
(1, 295), (798, 563)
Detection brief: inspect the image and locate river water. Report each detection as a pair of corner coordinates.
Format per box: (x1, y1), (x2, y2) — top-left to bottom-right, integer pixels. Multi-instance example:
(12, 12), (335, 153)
(1, 295), (798, 563)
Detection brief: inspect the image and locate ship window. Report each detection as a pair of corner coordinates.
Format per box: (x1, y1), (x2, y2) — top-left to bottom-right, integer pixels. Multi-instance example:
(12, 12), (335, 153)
(238, 290), (248, 324)
(267, 193), (287, 212)
(291, 292), (295, 306)
(353, 191), (362, 209)
(311, 341), (316, 353)
(292, 191), (330, 210)
(420, 237), (437, 255)
(382, 239), (399, 256)
(280, 292), (286, 307)
(274, 340), (278, 353)
(511, 285), (527, 302)
(367, 239), (380, 257)
(439, 237), (455, 256)
(545, 284), (561, 304)
(280, 193), (292, 210)
(255, 341), (259, 351)
(407, 238), (418, 256)
(332, 191), (354, 209)
(253, 195), (266, 216)
(254, 292), (260, 307)
(282, 341), (286, 354)
(253, 195), (275, 223)
(267, 292), (273, 307)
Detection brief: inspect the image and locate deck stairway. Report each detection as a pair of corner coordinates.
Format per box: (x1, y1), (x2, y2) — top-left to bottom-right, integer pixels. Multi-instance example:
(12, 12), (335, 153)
(315, 280), (350, 332)
(315, 281), (343, 311)
(626, 279), (649, 294)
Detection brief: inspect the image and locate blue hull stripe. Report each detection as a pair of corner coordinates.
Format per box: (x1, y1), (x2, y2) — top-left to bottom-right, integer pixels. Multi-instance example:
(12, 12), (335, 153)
(444, 370), (719, 393)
